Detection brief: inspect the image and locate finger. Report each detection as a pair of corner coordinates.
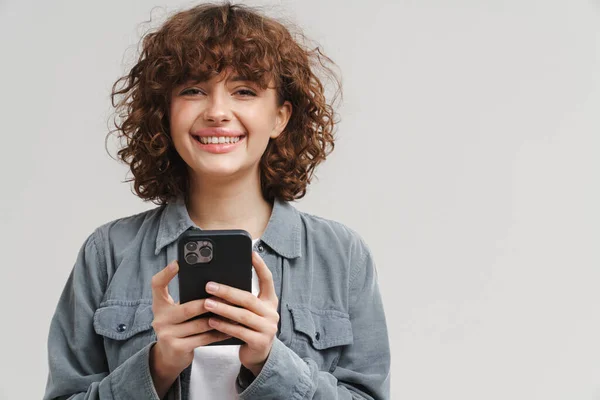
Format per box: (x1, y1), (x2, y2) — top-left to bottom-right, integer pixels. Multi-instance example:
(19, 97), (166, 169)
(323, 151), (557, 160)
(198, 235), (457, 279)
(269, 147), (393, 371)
(204, 298), (264, 331)
(179, 331), (232, 351)
(151, 260), (179, 305)
(219, 298), (234, 307)
(205, 282), (271, 317)
(252, 252), (277, 303)
(170, 298), (211, 324)
(169, 316), (213, 338)
(208, 317), (262, 347)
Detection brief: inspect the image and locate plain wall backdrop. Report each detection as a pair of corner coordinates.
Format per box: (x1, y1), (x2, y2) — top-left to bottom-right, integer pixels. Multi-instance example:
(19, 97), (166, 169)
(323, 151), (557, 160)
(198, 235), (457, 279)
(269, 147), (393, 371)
(1, 0), (599, 399)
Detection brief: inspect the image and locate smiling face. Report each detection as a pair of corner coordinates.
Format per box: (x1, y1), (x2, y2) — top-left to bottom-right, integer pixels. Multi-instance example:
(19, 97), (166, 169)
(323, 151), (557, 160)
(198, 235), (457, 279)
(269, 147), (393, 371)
(169, 68), (292, 182)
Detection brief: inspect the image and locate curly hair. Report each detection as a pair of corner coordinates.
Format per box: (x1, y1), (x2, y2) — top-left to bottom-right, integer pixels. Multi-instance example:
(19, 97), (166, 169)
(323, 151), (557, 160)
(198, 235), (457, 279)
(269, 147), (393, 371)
(108, 2), (341, 204)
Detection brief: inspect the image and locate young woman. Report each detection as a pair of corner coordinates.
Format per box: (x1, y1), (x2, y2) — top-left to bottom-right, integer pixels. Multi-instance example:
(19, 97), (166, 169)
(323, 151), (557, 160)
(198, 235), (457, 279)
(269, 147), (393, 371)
(44, 3), (390, 399)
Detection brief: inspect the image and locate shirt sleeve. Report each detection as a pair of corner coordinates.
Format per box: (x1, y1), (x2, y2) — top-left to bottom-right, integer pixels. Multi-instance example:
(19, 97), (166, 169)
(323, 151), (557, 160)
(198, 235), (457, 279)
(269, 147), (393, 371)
(235, 243), (391, 399)
(43, 230), (181, 400)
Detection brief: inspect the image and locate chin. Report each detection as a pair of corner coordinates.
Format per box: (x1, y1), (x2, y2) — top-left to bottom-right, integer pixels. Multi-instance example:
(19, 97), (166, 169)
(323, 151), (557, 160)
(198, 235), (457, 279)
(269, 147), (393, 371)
(191, 160), (249, 179)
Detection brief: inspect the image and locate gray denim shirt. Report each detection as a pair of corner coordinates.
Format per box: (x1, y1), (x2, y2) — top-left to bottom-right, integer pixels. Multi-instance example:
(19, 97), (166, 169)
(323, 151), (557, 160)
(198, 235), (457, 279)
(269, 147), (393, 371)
(44, 197), (391, 399)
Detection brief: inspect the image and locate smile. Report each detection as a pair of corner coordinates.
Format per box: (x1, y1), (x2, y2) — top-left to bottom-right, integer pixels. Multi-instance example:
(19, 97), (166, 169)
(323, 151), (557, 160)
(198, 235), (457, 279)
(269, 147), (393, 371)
(191, 134), (246, 154)
(195, 135), (242, 145)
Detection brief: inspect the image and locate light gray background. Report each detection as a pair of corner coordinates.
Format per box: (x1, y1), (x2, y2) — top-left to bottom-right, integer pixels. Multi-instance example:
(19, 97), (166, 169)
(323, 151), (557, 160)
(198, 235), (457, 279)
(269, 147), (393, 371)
(1, 0), (599, 399)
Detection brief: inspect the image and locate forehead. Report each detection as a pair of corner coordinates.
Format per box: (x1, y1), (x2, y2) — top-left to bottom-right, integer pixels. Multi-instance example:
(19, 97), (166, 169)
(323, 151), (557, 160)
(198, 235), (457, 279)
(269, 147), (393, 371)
(175, 68), (277, 91)
(181, 62), (277, 84)
(197, 68), (253, 83)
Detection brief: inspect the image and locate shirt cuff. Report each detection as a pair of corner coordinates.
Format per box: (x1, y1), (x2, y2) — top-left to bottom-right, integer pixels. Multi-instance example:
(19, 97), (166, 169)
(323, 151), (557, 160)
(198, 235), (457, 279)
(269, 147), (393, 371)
(236, 364), (257, 391)
(236, 338), (313, 400)
(108, 341), (181, 400)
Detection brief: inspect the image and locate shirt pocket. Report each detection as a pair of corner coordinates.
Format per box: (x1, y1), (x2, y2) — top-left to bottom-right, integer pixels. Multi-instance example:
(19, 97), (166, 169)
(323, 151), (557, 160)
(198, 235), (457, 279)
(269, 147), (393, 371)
(287, 304), (353, 372)
(93, 301), (156, 371)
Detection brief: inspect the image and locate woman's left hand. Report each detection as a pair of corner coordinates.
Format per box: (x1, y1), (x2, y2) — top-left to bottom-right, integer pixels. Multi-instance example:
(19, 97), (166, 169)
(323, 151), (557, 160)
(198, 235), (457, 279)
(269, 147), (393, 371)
(204, 251), (279, 376)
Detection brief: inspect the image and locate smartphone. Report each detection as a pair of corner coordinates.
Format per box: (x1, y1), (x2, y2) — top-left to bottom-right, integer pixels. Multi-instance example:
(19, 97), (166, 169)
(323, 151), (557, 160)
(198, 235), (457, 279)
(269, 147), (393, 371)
(177, 229), (252, 346)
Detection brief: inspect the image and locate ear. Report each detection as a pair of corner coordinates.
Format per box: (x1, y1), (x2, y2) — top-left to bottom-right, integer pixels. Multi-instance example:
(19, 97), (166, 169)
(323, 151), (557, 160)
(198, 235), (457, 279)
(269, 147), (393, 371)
(270, 100), (292, 139)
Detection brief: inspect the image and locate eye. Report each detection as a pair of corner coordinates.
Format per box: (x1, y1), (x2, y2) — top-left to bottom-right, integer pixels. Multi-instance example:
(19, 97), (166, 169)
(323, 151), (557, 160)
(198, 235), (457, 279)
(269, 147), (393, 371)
(180, 88), (204, 96)
(235, 89), (257, 97)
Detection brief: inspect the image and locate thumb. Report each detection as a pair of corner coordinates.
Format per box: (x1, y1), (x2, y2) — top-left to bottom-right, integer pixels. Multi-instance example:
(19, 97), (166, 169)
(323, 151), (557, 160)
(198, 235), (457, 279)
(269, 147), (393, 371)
(151, 260), (179, 303)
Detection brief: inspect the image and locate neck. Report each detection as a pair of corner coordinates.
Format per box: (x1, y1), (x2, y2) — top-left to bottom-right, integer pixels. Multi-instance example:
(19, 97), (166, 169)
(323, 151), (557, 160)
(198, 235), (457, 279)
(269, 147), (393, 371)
(185, 169), (272, 240)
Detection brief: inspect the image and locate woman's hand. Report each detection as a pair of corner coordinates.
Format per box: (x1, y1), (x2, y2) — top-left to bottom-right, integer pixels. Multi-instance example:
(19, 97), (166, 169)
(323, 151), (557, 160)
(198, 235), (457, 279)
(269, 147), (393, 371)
(149, 261), (232, 397)
(203, 251), (280, 376)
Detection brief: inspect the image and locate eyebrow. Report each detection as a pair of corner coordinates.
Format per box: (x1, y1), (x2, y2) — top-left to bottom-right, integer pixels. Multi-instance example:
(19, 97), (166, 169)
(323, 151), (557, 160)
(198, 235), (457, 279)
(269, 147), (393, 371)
(180, 74), (256, 88)
(228, 75), (253, 82)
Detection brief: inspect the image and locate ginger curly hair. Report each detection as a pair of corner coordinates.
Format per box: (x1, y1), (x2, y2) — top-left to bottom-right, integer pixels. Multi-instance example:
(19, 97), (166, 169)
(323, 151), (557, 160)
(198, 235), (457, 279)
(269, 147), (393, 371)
(108, 2), (341, 204)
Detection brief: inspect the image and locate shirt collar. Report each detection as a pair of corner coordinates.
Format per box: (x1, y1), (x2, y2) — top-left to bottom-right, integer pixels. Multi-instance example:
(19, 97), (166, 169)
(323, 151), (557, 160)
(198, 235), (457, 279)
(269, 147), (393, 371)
(155, 197), (302, 259)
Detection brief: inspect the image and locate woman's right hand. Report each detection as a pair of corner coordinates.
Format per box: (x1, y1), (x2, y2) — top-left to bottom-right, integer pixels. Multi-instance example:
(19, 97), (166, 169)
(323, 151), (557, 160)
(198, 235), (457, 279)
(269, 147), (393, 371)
(149, 260), (231, 398)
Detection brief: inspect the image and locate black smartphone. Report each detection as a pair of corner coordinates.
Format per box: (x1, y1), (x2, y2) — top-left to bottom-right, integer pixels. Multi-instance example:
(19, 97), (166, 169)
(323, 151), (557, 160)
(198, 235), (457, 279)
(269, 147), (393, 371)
(177, 229), (252, 346)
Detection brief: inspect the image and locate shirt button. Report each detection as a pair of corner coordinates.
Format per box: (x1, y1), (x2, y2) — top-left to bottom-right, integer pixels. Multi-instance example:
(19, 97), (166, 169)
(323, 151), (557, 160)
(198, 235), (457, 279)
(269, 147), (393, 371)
(315, 331), (320, 341)
(116, 323), (127, 333)
(257, 244), (264, 253)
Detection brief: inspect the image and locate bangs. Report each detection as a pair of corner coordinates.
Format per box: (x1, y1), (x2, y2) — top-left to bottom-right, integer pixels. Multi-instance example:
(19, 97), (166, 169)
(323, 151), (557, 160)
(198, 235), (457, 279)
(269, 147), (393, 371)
(158, 5), (285, 90)
(178, 41), (278, 89)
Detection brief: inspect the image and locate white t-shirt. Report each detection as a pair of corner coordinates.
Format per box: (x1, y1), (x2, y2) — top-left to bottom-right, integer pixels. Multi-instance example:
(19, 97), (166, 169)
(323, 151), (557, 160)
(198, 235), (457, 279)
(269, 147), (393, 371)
(189, 238), (260, 399)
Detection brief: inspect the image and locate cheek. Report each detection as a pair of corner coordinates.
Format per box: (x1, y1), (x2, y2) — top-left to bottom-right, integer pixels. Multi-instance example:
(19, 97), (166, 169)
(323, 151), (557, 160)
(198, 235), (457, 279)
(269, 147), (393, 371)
(168, 112), (195, 161)
(241, 108), (276, 137)
(169, 106), (194, 140)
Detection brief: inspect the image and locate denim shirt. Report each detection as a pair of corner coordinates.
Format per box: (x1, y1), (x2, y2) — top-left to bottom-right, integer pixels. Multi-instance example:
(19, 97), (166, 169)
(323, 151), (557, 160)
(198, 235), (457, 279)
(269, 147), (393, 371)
(44, 197), (391, 399)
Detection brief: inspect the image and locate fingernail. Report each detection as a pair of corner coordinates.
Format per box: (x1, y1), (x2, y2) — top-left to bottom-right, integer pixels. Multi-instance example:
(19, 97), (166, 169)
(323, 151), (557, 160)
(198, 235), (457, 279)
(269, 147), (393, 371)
(205, 299), (217, 309)
(169, 261), (178, 271)
(206, 282), (219, 292)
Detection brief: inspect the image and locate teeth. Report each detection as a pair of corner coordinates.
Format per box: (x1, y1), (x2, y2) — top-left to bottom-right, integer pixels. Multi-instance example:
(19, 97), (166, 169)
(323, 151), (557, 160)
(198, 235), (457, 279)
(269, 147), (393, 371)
(198, 136), (241, 145)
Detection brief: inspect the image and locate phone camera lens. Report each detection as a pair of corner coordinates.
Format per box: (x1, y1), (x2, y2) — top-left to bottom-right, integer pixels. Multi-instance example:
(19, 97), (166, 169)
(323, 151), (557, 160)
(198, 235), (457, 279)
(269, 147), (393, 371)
(199, 246), (212, 258)
(185, 242), (198, 251)
(185, 253), (199, 264)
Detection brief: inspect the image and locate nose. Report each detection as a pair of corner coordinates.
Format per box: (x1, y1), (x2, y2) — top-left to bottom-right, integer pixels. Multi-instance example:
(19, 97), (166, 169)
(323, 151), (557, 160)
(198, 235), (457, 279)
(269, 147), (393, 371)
(203, 90), (232, 124)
